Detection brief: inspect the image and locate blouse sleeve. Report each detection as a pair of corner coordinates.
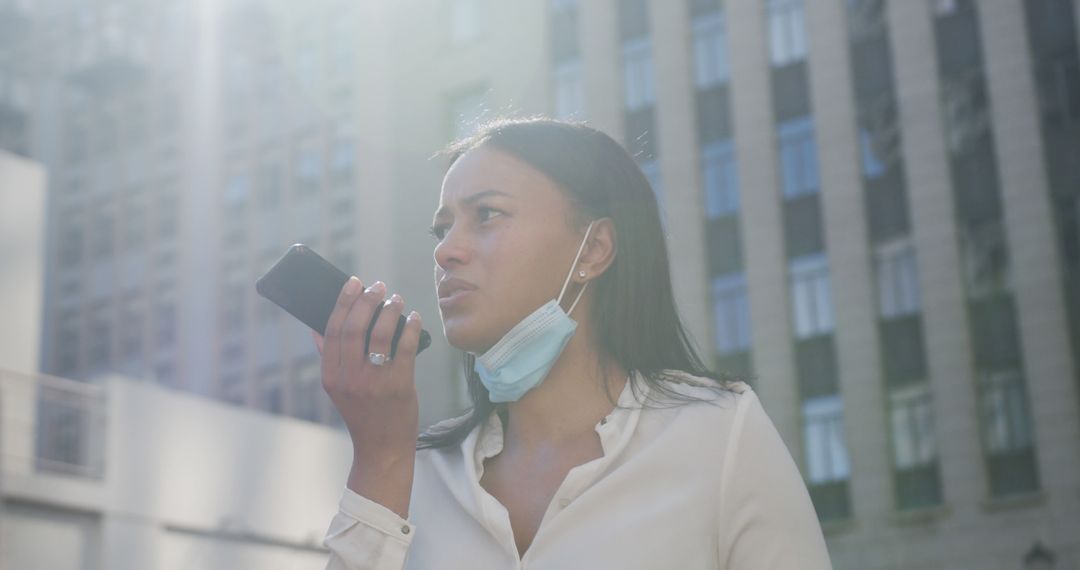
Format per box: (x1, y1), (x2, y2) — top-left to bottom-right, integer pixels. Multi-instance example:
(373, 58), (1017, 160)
(717, 390), (834, 570)
(323, 488), (416, 570)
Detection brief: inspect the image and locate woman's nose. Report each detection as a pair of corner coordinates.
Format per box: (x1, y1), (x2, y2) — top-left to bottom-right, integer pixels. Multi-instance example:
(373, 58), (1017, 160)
(433, 226), (470, 270)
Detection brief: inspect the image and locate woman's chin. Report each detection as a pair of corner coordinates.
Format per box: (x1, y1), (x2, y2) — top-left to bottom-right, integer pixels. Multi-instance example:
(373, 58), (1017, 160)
(441, 318), (496, 354)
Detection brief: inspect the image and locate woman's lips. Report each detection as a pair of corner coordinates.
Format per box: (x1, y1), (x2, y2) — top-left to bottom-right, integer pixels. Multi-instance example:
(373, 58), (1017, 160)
(438, 289), (473, 308)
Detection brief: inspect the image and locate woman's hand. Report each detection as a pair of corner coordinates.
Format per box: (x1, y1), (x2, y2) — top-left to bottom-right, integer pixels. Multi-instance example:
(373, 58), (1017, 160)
(313, 277), (423, 519)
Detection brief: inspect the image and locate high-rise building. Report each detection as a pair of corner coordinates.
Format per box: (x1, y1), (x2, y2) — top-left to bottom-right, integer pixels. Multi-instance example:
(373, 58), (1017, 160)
(29, 0), (1080, 566)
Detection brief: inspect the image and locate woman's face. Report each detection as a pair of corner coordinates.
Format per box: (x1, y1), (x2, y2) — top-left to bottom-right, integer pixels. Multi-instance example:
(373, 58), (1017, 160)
(431, 144), (588, 354)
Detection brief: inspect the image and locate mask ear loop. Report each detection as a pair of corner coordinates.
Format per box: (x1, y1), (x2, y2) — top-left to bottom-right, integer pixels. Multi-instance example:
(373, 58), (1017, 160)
(557, 221), (595, 317)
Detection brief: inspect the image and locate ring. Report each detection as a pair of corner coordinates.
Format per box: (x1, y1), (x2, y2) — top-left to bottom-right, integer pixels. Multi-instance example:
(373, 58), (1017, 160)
(368, 352), (389, 366)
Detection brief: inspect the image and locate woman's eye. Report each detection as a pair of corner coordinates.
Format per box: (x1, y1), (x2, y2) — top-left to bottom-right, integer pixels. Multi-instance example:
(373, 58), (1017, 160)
(428, 225), (447, 240)
(477, 206), (503, 222)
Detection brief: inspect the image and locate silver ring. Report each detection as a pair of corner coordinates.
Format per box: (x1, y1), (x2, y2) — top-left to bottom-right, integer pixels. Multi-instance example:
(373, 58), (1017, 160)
(368, 352), (389, 366)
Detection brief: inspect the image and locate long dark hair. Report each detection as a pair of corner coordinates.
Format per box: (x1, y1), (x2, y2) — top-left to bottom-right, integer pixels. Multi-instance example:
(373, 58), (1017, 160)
(418, 117), (743, 450)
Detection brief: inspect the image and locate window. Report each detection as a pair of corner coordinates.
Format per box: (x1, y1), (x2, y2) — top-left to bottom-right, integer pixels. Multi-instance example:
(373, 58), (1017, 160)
(219, 372), (246, 406)
(331, 138), (355, 185)
(702, 140), (739, 218)
(712, 273), (751, 355)
(294, 148), (321, 196)
(961, 222), (1011, 300)
(979, 370), (1033, 454)
(941, 71), (991, 156)
(257, 159), (281, 209)
(449, 0), (482, 45)
(156, 302), (175, 346)
(876, 238), (921, 319)
(889, 383), (937, 469)
(767, 0), (807, 67)
(802, 394), (851, 483)
(622, 38), (655, 111)
(448, 86), (488, 139)
(553, 60), (585, 120)
(790, 254), (834, 338)
(778, 117), (820, 198)
(290, 356), (322, 422)
(258, 366), (283, 414)
(223, 172), (249, 211)
(692, 9), (729, 88)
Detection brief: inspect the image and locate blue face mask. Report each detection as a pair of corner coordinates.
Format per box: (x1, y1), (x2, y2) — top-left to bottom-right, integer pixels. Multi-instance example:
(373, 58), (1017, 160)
(473, 221), (595, 403)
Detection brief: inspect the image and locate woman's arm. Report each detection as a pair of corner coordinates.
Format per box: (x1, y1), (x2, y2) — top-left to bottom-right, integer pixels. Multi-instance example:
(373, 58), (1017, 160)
(717, 390), (834, 569)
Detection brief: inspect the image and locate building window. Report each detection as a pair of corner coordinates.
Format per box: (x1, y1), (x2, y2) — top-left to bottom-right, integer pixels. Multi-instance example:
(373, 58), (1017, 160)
(767, 0), (808, 67)
(553, 59), (585, 119)
(790, 254), (834, 338)
(889, 383), (937, 469)
(979, 369), (1040, 496)
(712, 273), (751, 355)
(156, 302), (175, 346)
(219, 372), (246, 406)
(876, 238), (921, 319)
(448, 85), (489, 139)
(622, 37), (655, 111)
(331, 138), (356, 185)
(961, 222), (1011, 300)
(702, 140), (740, 218)
(979, 370), (1033, 455)
(778, 117), (820, 198)
(290, 356), (322, 422)
(258, 366), (283, 414)
(449, 0), (482, 45)
(223, 172), (250, 212)
(257, 159), (281, 209)
(692, 9), (729, 88)
(802, 394), (851, 483)
(294, 148), (322, 196)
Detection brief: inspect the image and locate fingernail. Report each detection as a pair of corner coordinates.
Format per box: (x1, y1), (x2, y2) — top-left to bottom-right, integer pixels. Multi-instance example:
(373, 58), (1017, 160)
(344, 277), (361, 295)
(408, 311), (419, 320)
(371, 281), (386, 294)
(390, 293), (403, 304)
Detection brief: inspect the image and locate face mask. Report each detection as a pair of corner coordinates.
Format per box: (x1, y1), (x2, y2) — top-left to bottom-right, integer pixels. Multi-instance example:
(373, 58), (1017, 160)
(472, 221), (595, 403)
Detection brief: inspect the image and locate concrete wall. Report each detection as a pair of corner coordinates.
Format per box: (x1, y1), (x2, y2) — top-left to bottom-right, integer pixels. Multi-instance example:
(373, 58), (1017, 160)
(0, 150), (45, 375)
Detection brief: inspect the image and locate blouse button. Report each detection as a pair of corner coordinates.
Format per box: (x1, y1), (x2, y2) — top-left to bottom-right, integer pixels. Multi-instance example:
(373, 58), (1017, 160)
(401, 525), (411, 535)
(600, 417), (608, 426)
(558, 498), (571, 508)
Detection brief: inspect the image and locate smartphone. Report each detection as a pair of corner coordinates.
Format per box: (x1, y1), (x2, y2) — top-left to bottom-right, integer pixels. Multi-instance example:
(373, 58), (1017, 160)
(255, 244), (431, 357)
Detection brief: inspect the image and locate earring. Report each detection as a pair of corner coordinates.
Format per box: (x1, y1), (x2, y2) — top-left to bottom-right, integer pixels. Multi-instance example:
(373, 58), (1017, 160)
(578, 270), (586, 278)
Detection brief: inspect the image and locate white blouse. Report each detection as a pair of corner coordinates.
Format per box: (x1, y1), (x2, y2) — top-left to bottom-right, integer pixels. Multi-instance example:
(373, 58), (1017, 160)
(323, 371), (833, 569)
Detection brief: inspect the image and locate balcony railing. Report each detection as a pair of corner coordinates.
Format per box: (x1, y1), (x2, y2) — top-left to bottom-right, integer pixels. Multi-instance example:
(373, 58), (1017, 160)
(0, 369), (106, 481)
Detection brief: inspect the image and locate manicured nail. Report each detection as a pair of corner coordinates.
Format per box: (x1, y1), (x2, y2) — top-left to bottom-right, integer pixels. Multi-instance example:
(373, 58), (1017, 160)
(371, 281), (386, 294)
(390, 294), (403, 304)
(344, 277), (361, 295)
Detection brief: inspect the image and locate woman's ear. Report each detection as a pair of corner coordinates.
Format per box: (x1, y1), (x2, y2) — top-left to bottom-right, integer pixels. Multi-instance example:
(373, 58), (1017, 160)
(578, 218), (617, 282)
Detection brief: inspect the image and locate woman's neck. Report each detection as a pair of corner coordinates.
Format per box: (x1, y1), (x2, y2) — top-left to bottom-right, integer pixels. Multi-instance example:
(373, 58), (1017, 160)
(500, 320), (627, 451)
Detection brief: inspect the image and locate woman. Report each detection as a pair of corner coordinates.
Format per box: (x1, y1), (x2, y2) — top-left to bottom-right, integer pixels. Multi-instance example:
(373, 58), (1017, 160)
(315, 118), (832, 569)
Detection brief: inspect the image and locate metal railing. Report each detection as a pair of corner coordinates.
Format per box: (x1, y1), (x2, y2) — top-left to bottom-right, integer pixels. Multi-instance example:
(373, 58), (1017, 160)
(0, 368), (106, 481)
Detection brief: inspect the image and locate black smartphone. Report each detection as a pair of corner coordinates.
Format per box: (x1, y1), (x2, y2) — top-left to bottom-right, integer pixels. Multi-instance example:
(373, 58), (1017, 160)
(255, 244), (431, 357)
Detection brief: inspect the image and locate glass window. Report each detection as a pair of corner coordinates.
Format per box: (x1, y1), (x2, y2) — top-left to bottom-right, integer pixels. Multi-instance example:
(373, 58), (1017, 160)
(294, 147), (322, 195)
(331, 138), (355, 183)
(790, 254), (834, 338)
(553, 59), (585, 119)
(889, 382), (937, 469)
(702, 140), (739, 218)
(156, 302), (175, 346)
(219, 372), (247, 406)
(290, 356), (322, 421)
(712, 273), (752, 354)
(767, 0), (808, 67)
(692, 9), (729, 88)
(961, 222), (1011, 300)
(802, 394), (851, 483)
(876, 238), (921, 319)
(979, 370), (1034, 454)
(622, 37), (655, 111)
(223, 172), (249, 210)
(778, 117), (820, 198)
(258, 366), (283, 414)
(449, 0), (482, 45)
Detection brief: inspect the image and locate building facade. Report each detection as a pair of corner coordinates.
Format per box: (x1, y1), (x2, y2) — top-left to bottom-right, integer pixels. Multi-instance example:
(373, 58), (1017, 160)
(27, 0), (1080, 567)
